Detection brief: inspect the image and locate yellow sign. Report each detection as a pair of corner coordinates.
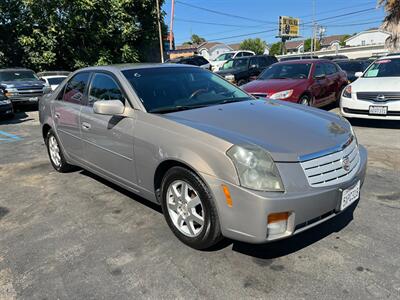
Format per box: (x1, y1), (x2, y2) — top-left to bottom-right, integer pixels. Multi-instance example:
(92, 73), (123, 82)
(279, 16), (300, 38)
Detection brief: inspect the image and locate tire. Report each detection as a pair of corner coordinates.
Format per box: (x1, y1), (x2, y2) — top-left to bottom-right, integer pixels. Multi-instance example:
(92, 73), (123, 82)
(45, 129), (75, 172)
(160, 166), (222, 250)
(299, 94), (311, 106)
(237, 79), (247, 86)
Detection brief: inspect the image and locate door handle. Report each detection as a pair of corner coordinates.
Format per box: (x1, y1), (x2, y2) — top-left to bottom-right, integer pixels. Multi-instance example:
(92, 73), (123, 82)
(54, 112), (60, 119)
(82, 122), (91, 130)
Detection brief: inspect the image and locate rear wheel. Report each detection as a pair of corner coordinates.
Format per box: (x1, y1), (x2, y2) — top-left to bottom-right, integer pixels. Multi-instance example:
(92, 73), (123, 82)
(45, 129), (75, 172)
(160, 166), (222, 250)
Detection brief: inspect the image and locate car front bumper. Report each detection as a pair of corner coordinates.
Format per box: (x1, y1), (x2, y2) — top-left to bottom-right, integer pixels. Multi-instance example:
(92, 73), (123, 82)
(201, 145), (367, 244)
(0, 103), (14, 116)
(8, 95), (42, 105)
(341, 96), (400, 120)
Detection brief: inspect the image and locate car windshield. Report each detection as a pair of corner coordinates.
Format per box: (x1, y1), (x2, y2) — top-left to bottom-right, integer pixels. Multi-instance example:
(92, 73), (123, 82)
(220, 58), (248, 70)
(47, 77), (66, 85)
(215, 53), (233, 61)
(259, 63), (311, 79)
(0, 71), (39, 82)
(122, 67), (251, 113)
(337, 61), (363, 72)
(363, 58), (400, 78)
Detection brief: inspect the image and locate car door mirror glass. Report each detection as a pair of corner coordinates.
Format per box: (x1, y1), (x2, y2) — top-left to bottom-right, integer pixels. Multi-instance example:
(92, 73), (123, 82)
(93, 100), (125, 115)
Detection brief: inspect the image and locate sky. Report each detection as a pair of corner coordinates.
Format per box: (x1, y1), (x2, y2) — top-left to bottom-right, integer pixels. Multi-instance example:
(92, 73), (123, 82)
(162, 0), (386, 46)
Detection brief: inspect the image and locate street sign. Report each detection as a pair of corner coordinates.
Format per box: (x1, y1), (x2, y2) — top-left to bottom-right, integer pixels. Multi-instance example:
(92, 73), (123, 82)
(279, 16), (300, 38)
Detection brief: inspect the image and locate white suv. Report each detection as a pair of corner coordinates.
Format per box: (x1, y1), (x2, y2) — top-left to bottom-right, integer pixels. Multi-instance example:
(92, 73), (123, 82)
(211, 50), (255, 72)
(340, 55), (400, 120)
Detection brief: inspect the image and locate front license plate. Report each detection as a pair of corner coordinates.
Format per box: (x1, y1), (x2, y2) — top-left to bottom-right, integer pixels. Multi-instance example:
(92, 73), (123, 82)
(369, 105), (387, 115)
(341, 181), (360, 211)
(29, 97), (38, 102)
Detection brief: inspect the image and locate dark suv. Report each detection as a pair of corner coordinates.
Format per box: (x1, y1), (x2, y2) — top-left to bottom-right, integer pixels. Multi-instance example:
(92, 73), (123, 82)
(166, 56), (211, 70)
(216, 55), (278, 85)
(0, 68), (49, 107)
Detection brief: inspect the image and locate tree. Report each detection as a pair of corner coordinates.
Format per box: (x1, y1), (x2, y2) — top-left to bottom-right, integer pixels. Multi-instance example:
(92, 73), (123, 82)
(339, 35), (351, 47)
(239, 38), (267, 55)
(0, 0), (167, 71)
(304, 38), (320, 52)
(269, 42), (283, 56)
(183, 34), (206, 45)
(378, 0), (400, 51)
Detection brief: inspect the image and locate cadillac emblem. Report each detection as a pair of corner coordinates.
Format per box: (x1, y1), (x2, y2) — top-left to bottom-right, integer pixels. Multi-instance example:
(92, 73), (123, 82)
(341, 156), (351, 172)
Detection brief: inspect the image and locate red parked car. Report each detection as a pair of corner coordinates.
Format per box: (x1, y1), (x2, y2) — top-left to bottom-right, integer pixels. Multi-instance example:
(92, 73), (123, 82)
(241, 59), (348, 107)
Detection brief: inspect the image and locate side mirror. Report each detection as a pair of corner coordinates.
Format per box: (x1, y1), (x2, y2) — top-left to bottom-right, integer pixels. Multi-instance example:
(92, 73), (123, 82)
(315, 74), (326, 80)
(355, 72), (363, 78)
(93, 100), (125, 115)
(250, 64), (257, 69)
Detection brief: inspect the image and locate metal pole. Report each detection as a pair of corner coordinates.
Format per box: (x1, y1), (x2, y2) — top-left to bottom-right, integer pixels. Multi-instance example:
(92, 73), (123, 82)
(311, 0), (316, 55)
(156, 0), (164, 63)
(169, 0), (175, 50)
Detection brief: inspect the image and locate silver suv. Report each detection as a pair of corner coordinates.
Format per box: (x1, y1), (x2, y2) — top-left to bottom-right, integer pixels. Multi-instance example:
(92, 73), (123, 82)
(39, 64), (367, 249)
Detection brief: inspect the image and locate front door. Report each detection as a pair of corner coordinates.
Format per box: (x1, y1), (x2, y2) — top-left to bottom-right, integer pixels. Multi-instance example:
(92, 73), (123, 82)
(311, 63), (330, 105)
(79, 72), (137, 186)
(52, 72), (90, 160)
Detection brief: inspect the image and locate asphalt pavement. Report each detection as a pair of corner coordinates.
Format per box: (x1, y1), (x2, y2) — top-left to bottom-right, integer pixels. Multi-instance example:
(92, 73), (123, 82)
(0, 108), (399, 299)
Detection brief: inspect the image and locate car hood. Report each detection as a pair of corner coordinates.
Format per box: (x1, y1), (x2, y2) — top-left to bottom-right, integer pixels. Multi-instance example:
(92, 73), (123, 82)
(216, 68), (244, 76)
(1, 80), (45, 89)
(242, 79), (306, 94)
(163, 100), (352, 162)
(351, 76), (400, 91)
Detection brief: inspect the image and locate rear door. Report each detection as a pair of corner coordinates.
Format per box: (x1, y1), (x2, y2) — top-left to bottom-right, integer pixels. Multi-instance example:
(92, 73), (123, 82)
(310, 63), (330, 105)
(80, 72), (137, 185)
(53, 72), (90, 160)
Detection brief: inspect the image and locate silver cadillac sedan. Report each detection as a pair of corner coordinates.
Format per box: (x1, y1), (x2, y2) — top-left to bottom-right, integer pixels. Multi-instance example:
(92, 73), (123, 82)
(39, 64), (367, 249)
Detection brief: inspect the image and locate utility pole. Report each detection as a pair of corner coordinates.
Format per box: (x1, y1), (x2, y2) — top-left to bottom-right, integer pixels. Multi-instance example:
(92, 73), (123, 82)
(169, 0), (175, 50)
(311, 0), (316, 55)
(156, 0), (164, 63)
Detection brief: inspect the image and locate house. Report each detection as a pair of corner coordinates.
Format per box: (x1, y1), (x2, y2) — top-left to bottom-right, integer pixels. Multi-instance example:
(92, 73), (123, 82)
(345, 28), (390, 47)
(197, 42), (233, 61)
(320, 35), (348, 50)
(285, 40), (304, 54)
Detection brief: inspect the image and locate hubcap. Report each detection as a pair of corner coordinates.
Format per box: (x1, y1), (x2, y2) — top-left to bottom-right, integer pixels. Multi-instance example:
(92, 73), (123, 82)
(48, 136), (61, 167)
(301, 97), (310, 106)
(166, 180), (204, 237)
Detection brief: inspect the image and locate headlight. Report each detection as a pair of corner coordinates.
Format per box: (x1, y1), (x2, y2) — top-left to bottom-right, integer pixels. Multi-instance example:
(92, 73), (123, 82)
(5, 87), (18, 96)
(224, 74), (235, 81)
(227, 144), (284, 191)
(342, 85), (352, 98)
(269, 89), (293, 100)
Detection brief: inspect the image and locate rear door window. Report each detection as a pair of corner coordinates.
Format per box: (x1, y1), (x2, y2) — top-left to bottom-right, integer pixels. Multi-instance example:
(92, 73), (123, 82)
(88, 73), (124, 106)
(62, 72), (90, 104)
(314, 64), (326, 78)
(324, 63), (337, 75)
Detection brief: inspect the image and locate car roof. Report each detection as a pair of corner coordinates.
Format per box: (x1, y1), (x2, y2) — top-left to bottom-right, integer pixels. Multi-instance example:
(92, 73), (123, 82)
(0, 68), (34, 72)
(278, 59), (332, 64)
(381, 54), (400, 59)
(77, 63), (197, 73)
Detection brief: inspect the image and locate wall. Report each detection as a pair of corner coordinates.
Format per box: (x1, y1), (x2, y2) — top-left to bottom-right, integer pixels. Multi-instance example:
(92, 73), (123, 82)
(346, 31), (390, 47)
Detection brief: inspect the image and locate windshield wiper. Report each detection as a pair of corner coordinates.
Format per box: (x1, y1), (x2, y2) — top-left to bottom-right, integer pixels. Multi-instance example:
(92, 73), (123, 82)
(149, 104), (209, 114)
(217, 97), (250, 105)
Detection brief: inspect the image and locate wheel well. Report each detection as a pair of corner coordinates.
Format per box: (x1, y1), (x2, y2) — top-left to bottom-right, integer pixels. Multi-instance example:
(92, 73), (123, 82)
(299, 91), (312, 102)
(42, 124), (51, 139)
(153, 160), (198, 202)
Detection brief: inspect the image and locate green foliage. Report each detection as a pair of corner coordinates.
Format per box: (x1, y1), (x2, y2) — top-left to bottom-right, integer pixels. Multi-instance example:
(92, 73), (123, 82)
(184, 34), (206, 45)
(239, 38), (267, 55)
(340, 35), (351, 46)
(304, 38), (320, 52)
(269, 42), (283, 56)
(0, 0), (166, 71)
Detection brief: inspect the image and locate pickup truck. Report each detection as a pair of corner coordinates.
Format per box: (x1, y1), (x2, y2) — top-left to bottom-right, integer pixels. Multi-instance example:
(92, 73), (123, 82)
(0, 68), (50, 107)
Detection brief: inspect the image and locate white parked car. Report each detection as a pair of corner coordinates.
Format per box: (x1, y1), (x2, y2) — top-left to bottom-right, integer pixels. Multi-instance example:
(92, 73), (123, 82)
(340, 55), (400, 120)
(211, 50), (255, 72)
(40, 75), (68, 91)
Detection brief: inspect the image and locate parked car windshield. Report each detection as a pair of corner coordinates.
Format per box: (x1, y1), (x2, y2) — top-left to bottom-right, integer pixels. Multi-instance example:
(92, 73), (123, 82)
(259, 63), (311, 79)
(220, 58), (248, 70)
(0, 70), (39, 82)
(337, 61), (363, 72)
(123, 67), (250, 113)
(363, 58), (400, 77)
(215, 53), (234, 61)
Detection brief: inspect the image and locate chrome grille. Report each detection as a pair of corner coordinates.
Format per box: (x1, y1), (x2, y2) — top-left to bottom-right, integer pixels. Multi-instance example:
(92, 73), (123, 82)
(300, 139), (360, 187)
(356, 92), (400, 102)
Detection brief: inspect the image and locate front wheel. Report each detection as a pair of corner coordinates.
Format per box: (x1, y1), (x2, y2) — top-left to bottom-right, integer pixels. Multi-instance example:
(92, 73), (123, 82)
(160, 166), (222, 250)
(299, 94), (311, 106)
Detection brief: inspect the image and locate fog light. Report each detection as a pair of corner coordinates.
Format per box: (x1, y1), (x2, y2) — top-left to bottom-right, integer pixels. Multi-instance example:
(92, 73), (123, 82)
(267, 212), (289, 236)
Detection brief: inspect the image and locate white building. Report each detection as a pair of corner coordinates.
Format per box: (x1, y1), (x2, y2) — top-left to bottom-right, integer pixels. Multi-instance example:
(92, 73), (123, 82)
(345, 29), (390, 47)
(198, 42), (233, 61)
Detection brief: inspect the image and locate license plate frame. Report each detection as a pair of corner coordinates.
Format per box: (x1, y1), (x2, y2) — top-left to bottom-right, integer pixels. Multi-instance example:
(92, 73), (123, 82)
(369, 105), (387, 115)
(28, 97), (38, 102)
(341, 180), (360, 211)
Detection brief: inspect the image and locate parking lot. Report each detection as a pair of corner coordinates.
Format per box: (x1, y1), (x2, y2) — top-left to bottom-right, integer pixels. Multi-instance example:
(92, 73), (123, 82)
(0, 107), (399, 299)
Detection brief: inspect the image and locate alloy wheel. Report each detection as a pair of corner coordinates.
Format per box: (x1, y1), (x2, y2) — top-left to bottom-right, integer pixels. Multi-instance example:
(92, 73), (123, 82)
(48, 135), (61, 167)
(166, 180), (205, 237)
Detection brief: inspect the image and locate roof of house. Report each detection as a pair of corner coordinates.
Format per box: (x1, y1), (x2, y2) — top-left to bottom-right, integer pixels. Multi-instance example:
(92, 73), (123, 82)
(175, 43), (200, 51)
(345, 29), (390, 42)
(228, 43), (241, 51)
(285, 40), (304, 50)
(197, 42), (231, 51)
(320, 35), (347, 46)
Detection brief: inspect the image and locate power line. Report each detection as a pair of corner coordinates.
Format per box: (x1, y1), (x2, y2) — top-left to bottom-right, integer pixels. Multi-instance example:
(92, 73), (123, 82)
(175, 18), (262, 28)
(175, 0), (276, 24)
